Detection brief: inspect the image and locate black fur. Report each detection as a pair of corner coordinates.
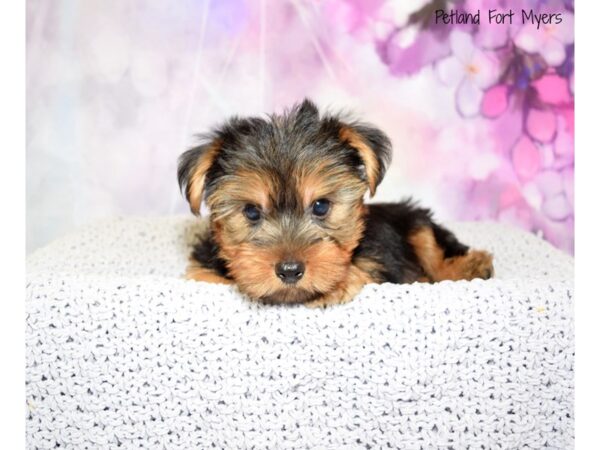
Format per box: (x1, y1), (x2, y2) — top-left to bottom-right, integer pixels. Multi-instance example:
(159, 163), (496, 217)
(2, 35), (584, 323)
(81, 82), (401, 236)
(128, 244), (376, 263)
(191, 198), (470, 285)
(177, 99), (392, 211)
(354, 200), (469, 283)
(179, 99), (480, 301)
(191, 234), (232, 280)
(177, 143), (211, 206)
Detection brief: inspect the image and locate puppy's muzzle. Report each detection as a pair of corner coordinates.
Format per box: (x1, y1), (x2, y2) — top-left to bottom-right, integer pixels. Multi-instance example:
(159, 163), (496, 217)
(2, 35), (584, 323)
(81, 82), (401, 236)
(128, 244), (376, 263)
(275, 261), (305, 284)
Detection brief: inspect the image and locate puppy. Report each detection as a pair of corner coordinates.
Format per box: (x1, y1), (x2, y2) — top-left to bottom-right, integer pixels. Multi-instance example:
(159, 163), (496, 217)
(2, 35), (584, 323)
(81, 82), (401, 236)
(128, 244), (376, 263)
(177, 99), (493, 307)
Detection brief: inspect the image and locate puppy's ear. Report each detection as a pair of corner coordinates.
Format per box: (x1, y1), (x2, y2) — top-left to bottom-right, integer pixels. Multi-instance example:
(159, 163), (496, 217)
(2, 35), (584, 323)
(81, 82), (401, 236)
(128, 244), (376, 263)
(297, 98), (319, 120)
(339, 123), (392, 197)
(291, 98), (320, 131)
(177, 138), (222, 215)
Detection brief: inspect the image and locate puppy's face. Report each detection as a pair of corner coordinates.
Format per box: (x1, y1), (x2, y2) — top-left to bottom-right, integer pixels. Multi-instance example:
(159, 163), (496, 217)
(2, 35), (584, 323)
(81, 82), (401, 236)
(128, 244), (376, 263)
(178, 100), (391, 303)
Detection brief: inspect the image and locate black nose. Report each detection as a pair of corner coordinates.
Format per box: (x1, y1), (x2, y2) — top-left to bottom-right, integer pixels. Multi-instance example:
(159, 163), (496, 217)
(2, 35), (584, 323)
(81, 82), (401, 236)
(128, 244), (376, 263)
(275, 261), (305, 284)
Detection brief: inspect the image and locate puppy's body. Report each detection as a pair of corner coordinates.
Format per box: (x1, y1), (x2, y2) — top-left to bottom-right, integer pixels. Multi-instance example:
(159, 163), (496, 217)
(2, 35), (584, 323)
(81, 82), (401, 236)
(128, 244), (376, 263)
(178, 100), (493, 306)
(188, 200), (493, 305)
(355, 201), (476, 283)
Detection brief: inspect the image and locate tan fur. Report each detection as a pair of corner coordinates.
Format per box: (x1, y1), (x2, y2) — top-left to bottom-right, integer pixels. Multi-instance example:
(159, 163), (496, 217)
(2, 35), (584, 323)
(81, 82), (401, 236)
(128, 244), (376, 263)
(207, 169), (277, 219)
(198, 161), (372, 304)
(183, 138), (388, 305)
(179, 103), (495, 307)
(186, 259), (233, 284)
(306, 257), (383, 308)
(296, 160), (366, 205)
(353, 256), (386, 283)
(295, 167), (367, 251)
(225, 244), (284, 300)
(297, 167), (328, 210)
(409, 227), (494, 282)
(220, 239), (353, 304)
(188, 140), (223, 215)
(339, 126), (381, 196)
(185, 160), (493, 306)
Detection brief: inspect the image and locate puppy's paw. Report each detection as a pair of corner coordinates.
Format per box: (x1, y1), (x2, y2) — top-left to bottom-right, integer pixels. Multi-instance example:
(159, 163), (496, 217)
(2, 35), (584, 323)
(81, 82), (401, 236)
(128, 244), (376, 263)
(306, 291), (354, 309)
(460, 250), (494, 280)
(305, 282), (364, 308)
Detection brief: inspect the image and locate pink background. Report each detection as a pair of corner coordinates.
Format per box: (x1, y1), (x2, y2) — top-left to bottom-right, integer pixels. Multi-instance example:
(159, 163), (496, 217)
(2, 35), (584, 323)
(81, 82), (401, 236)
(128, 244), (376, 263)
(26, 0), (574, 253)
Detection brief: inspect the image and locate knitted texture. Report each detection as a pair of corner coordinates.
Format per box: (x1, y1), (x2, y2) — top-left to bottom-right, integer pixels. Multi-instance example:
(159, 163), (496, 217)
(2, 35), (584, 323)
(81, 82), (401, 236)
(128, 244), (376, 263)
(26, 217), (574, 449)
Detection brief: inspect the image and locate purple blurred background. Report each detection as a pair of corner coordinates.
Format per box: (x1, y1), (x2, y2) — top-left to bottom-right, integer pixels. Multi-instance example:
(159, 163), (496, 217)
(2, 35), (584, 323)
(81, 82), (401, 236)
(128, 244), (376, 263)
(26, 0), (574, 253)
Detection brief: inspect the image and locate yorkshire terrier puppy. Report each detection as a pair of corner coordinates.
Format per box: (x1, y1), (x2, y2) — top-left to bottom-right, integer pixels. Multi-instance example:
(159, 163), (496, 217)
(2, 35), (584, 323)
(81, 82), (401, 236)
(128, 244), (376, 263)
(177, 99), (494, 307)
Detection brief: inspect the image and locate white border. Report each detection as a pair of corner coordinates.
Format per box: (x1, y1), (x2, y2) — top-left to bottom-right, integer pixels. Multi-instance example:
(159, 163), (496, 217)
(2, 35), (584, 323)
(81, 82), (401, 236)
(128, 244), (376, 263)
(0, 1), (25, 448)
(9, 1), (594, 448)
(575, 1), (600, 448)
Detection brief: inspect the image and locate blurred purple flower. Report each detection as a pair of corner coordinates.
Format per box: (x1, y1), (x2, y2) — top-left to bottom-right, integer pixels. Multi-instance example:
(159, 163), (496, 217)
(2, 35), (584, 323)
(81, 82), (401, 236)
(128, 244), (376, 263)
(514, 11), (574, 66)
(532, 74), (571, 105)
(375, 0), (454, 76)
(512, 135), (541, 181)
(322, 0), (575, 252)
(380, 24), (451, 76)
(526, 107), (557, 143)
(436, 31), (500, 116)
(481, 84), (509, 118)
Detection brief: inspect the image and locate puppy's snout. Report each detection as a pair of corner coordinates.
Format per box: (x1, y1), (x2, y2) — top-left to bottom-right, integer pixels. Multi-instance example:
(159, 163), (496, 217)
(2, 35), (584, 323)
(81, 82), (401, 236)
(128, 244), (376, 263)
(275, 261), (305, 284)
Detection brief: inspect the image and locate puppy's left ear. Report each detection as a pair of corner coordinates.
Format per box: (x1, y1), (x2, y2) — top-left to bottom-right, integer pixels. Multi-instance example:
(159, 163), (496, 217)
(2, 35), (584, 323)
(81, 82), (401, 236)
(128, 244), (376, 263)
(339, 123), (392, 197)
(177, 138), (222, 215)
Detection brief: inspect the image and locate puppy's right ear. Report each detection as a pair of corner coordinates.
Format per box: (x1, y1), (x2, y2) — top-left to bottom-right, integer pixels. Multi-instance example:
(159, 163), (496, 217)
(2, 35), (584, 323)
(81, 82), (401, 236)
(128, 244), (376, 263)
(177, 138), (222, 215)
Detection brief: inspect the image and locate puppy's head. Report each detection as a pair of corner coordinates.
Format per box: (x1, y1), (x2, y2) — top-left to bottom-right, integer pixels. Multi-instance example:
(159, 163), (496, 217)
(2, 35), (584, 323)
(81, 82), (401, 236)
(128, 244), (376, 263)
(178, 99), (391, 303)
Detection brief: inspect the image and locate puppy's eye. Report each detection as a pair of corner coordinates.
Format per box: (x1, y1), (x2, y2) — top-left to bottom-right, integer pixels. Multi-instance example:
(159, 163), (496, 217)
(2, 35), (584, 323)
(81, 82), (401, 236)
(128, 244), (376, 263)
(312, 199), (331, 217)
(243, 204), (261, 222)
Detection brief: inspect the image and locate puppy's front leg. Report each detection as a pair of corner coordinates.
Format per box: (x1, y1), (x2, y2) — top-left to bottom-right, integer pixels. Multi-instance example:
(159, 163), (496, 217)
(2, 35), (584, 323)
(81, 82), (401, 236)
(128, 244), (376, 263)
(186, 260), (233, 284)
(186, 229), (233, 284)
(306, 258), (381, 308)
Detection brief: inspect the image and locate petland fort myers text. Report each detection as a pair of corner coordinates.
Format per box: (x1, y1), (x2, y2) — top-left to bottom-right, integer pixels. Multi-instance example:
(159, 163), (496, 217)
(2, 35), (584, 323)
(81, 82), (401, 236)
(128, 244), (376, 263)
(435, 9), (563, 28)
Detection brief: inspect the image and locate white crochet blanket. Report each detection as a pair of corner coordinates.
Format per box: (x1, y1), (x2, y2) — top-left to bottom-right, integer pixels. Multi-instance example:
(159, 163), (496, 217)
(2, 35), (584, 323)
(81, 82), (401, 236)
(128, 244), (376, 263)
(26, 217), (574, 449)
